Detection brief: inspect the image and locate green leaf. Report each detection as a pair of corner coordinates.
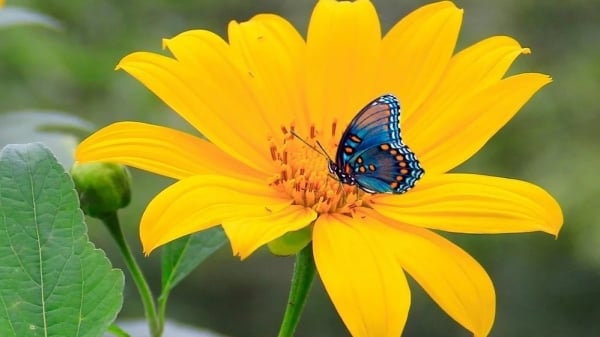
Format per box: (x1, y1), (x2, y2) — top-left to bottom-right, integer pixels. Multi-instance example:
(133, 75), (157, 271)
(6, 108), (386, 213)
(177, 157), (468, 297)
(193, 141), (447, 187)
(0, 143), (124, 337)
(106, 324), (131, 337)
(0, 6), (61, 30)
(161, 227), (227, 296)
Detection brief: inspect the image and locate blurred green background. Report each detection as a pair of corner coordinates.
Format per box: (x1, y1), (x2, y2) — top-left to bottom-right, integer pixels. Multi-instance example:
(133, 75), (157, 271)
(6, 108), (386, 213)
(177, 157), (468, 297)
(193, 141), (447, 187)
(1, 0), (597, 336)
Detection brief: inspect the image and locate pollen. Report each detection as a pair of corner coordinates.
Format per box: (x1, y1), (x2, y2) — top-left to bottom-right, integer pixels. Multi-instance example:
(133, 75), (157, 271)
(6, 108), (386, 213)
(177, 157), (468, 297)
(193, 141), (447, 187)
(268, 124), (363, 214)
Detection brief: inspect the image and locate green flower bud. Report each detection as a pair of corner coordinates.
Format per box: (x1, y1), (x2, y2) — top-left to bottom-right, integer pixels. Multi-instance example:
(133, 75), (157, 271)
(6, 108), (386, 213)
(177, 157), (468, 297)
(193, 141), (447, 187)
(70, 162), (131, 218)
(268, 226), (313, 256)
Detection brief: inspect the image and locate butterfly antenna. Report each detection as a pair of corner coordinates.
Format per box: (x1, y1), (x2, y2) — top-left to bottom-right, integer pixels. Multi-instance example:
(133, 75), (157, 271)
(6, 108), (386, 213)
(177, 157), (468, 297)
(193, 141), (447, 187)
(289, 130), (346, 199)
(289, 130), (331, 160)
(315, 140), (335, 163)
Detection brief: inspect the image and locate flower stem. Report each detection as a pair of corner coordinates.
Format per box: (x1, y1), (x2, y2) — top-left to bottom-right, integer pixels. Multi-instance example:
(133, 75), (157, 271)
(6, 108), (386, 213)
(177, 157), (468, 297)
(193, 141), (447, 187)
(157, 293), (168, 336)
(101, 212), (160, 337)
(277, 244), (316, 337)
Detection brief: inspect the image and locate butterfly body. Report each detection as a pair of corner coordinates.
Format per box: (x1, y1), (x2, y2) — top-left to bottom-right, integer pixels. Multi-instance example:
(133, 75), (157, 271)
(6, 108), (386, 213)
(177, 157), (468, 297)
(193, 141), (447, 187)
(329, 94), (424, 194)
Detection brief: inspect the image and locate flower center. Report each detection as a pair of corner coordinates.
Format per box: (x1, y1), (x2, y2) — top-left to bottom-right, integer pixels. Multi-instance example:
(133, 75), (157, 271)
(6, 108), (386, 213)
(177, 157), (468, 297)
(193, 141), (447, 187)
(268, 124), (367, 214)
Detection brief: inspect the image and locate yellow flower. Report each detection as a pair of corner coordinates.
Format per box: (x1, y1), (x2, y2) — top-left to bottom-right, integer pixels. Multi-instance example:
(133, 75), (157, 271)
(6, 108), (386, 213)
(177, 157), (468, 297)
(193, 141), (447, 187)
(76, 1), (563, 336)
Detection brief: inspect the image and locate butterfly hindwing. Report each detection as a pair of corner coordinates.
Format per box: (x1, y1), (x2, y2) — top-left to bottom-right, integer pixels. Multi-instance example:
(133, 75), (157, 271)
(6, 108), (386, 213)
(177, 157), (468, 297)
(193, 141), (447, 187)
(345, 143), (424, 193)
(335, 94), (424, 194)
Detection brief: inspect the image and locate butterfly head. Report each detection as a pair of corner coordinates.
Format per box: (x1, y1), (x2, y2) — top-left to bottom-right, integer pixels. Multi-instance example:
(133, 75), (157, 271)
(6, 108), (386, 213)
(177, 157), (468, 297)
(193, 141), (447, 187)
(327, 160), (357, 187)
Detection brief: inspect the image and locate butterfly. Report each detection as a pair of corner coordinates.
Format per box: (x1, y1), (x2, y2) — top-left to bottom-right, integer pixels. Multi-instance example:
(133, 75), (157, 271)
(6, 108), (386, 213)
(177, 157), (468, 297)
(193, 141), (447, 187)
(327, 94), (424, 194)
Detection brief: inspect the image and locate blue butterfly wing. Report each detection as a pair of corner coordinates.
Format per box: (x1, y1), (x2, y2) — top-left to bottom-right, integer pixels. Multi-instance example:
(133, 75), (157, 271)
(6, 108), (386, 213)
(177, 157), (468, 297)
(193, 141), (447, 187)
(347, 144), (423, 193)
(335, 94), (424, 193)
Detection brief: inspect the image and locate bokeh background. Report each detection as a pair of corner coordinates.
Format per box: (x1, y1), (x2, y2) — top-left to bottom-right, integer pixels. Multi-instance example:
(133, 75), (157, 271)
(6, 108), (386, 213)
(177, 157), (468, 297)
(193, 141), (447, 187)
(1, 0), (598, 336)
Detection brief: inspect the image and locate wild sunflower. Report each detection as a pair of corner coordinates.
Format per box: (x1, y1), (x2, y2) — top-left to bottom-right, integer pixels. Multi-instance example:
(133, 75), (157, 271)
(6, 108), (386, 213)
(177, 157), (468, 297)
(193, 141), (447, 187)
(76, 1), (563, 336)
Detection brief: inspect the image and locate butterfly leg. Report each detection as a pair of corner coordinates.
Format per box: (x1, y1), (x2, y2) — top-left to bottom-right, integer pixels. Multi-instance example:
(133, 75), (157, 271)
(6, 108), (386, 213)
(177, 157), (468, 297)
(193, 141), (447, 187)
(337, 180), (347, 203)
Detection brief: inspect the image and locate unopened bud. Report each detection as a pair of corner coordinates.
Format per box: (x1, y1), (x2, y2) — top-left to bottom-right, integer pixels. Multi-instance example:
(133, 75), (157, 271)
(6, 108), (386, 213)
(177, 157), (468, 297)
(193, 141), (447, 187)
(268, 226), (312, 256)
(70, 162), (131, 218)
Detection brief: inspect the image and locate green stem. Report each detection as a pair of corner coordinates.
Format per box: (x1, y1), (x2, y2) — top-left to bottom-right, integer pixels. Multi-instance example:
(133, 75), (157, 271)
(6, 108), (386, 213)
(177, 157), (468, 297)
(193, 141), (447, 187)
(277, 244), (316, 337)
(101, 212), (160, 337)
(157, 293), (168, 335)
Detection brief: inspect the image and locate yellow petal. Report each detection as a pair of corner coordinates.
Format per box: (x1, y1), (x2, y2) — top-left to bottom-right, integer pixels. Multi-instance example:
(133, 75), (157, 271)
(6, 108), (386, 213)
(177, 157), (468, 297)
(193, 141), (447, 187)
(306, 0), (381, 145)
(400, 35), (548, 172)
(414, 73), (551, 173)
(140, 175), (292, 254)
(162, 30), (273, 141)
(362, 209), (495, 337)
(381, 1), (462, 118)
(222, 205), (316, 259)
(313, 213), (410, 337)
(228, 14), (310, 136)
(117, 48), (275, 174)
(371, 173), (563, 235)
(405, 35), (529, 134)
(76, 121), (264, 181)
